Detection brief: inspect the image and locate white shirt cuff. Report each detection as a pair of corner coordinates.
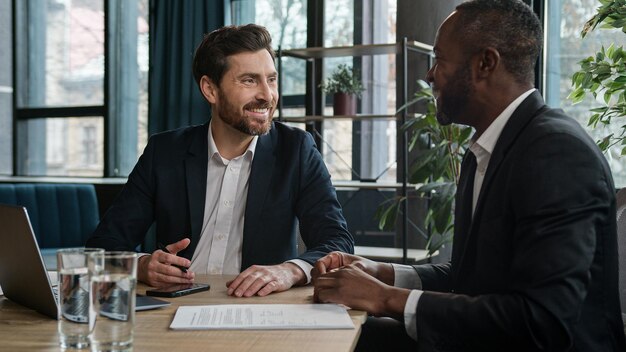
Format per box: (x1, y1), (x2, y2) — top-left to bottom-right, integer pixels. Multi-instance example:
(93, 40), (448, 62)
(404, 289), (422, 341)
(392, 263), (422, 289)
(286, 259), (313, 284)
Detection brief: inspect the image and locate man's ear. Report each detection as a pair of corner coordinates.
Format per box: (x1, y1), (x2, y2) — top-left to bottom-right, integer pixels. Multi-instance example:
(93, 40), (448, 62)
(199, 76), (218, 104)
(475, 47), (500, 79)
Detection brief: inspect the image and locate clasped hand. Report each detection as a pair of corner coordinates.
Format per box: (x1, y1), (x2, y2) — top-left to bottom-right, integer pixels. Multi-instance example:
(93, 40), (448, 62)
(312, 251), (407, 319)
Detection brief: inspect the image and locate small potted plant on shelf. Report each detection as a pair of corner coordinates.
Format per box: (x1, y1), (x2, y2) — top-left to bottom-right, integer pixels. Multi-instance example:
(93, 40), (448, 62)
(319, 64), (365, 116)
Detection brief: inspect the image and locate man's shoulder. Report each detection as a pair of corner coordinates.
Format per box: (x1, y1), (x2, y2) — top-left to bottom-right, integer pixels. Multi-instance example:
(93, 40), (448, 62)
(528, 107), (595, 146)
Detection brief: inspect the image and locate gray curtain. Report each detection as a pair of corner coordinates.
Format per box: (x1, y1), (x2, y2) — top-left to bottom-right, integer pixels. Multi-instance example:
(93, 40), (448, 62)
(149, 0), (224, 135)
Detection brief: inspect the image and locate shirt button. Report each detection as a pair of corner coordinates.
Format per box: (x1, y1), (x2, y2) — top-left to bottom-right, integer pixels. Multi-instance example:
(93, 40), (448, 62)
(210, 269), (220, 275)
(217, 234), (225, 241)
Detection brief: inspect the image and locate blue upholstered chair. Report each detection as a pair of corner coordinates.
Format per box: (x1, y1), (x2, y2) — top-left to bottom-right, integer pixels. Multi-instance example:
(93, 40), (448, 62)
(0, 183), (99, 249)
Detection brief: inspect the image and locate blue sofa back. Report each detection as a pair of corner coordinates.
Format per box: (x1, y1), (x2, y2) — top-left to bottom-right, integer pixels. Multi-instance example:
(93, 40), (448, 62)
(0, 183), (99, 248)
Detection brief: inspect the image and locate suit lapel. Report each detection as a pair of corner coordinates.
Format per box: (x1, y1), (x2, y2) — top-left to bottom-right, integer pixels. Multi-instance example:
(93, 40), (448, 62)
(185, 123), (209, 253)
(474, 91), (547, 218)
(453, 91), (548, 276)
(241, 126), (277, 268)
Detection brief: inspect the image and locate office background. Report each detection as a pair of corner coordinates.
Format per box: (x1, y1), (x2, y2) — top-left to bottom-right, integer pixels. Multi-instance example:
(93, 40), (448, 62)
(0, 0), (623, 263)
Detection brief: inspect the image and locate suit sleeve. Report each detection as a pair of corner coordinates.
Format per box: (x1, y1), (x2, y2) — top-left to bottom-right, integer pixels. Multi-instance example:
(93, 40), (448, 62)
(413, 262), (452, 292)
(294, 132), (354, 264)
(414, 133), (613, 351)
(86, 137), (157, 251)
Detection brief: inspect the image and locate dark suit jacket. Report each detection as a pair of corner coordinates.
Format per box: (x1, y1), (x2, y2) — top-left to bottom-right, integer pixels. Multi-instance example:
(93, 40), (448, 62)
(87, 121), (354, 269)
(413, 91), (626, 351)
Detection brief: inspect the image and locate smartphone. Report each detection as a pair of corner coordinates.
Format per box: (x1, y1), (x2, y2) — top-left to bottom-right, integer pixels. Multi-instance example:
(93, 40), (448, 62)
(145, 283), (210, 298)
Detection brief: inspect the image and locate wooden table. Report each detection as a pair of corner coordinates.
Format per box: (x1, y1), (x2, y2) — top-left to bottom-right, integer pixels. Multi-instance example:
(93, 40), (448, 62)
(0, 275), (366, 351)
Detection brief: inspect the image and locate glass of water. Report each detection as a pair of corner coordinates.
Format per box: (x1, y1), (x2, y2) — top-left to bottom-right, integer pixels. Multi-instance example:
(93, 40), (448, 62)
(89, 251), (138, 352)
(57, 247), (105, 349)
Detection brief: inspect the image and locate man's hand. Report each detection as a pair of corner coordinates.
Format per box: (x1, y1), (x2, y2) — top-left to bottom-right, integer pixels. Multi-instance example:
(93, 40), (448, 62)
(138, 238), (195, 287)
(314, 264), (409, 320)
(226, 262), (306, 297)
(311, 251), (394, 285)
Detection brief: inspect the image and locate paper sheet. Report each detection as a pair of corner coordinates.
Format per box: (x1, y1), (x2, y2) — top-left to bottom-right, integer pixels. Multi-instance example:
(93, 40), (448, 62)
(170, 304), (354, 330)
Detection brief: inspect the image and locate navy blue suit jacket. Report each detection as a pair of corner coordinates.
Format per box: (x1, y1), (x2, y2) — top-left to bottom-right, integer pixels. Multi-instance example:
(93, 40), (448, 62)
(87, 121), (354, 269)
(413, 92), (626, 351)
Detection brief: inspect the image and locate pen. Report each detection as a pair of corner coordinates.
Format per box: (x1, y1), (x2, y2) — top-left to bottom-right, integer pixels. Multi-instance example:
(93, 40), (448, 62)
(157, 242), (188, 273)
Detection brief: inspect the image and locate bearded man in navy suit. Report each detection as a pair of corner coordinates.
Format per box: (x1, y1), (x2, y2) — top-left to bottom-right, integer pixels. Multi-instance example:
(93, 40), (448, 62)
(88, 24), (353, 297)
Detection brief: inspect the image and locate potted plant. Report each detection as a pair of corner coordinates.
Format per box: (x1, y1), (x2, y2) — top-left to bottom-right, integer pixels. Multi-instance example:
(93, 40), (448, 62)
(319, 64), (365, 115)
(569, 0), (626, 155)
(376, 80), (472, 255)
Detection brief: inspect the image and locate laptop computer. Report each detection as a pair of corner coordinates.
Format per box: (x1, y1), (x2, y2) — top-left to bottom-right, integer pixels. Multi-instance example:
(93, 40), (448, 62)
(0, 204), (170, 319)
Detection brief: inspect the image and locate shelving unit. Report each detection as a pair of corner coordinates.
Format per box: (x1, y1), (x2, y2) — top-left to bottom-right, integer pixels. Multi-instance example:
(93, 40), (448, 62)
(277, 39), (433, 263)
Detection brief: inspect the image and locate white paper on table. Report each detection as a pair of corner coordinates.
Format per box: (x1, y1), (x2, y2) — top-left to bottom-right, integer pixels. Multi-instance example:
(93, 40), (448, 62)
(169, 304), (354, 330)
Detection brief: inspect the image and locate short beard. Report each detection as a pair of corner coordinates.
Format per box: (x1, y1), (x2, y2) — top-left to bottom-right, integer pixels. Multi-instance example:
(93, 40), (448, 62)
(436, 65), (473, 126)
(231, 117), (272, 136)
(216, 90), (274, 136)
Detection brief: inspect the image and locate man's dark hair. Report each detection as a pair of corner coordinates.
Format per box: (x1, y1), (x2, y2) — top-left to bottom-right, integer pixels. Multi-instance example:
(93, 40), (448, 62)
(455, 0), (542, 84)
(192, 24), (274, 87)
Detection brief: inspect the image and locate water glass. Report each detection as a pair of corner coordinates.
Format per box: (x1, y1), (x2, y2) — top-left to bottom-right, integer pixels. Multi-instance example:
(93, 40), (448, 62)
(89, 251), (138, 352)
(57, 247), (105, 349)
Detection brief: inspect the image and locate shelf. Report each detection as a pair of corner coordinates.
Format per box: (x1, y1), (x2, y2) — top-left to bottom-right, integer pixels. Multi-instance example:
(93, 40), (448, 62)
(281, 41), (433, 59)
(332, 180), (415, 190)
(278, 39), (434, 264)
(279, 114), (397, 123)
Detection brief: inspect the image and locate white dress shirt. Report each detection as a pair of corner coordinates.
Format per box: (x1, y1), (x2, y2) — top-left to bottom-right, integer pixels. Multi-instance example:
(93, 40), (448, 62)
(396, 88), (536, 340)
(189, 122), (312, 279)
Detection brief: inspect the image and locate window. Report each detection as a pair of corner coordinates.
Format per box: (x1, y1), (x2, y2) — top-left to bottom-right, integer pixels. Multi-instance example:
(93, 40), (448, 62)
(544, 0), (625, 186)
(0, 0), (12, 175)
(10, 0), (148, 177)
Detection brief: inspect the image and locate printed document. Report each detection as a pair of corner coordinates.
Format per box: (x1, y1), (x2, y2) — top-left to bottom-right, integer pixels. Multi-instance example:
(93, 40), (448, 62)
(170, 304), (354, 330)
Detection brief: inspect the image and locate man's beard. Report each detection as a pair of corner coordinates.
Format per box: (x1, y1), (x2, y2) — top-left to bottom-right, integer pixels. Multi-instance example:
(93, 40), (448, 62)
(435, 65), (473, 126)
(216, 90), (274, 136)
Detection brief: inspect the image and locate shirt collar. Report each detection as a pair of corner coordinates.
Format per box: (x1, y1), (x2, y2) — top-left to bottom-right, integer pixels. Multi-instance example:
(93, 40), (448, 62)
(208, 120), (258, 164)
(469, 88), (535, 173)
(472, 88), (536, 155)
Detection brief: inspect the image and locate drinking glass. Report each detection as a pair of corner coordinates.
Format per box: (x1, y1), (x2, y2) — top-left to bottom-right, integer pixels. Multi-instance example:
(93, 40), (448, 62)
(89, 251), (138, 352)
(57, 247), (105, 349)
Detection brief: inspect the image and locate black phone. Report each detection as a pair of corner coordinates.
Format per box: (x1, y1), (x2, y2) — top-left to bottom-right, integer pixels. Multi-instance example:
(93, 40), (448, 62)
(145, 283), (210, 298)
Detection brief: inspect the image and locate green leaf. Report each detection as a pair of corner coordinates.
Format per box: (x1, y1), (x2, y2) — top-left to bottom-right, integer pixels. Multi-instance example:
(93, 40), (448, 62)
(568, 87), (586, 104)
(606, 43), (616, 60)
(581, 72), (594, 88)
(588, 113), (601, 127)
(604, 90), (613, 104)
(598, 135), (612, 151)
(375, 198), (402, 231)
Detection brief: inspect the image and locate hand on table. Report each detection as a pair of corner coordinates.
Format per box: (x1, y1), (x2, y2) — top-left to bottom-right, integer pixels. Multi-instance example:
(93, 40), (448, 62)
(138, 238), (195, 287)
(226, 262), (306, 297)
(313, 264), (409, 320)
